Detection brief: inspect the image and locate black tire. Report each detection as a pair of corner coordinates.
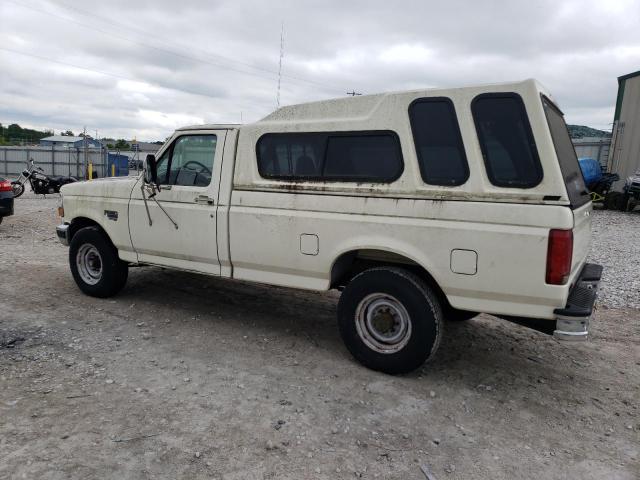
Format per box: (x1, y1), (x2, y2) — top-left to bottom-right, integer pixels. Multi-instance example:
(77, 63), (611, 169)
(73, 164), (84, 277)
(11, 182), (25, 198)
(69, 226), (128, 298)
(604, 191), (624, 211)
(444, 306), (478, 322)
(337, 267), (443, 374)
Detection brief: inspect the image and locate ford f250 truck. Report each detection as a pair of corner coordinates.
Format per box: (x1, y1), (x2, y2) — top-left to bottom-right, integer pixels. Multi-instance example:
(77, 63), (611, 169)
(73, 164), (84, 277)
(56, 79), (602, 374)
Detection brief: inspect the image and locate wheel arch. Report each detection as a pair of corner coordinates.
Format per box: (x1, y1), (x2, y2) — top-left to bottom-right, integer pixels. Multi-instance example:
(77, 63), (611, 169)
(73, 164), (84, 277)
(68, 216), (111, 245)
(329, 245), (448, 305)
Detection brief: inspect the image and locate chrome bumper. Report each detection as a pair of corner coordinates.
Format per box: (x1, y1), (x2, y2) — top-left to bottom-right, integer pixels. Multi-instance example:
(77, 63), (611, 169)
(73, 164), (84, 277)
(56, 223), (70, 246)
(553, 263), (603, 341)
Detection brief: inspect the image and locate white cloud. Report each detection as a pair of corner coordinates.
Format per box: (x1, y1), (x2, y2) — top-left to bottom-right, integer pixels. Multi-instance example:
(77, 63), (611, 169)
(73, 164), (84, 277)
(1, 0), (639, 139)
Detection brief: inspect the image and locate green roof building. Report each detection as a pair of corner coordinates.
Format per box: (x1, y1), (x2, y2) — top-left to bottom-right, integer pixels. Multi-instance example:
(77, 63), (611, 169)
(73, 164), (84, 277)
(610, 70), (640, 187)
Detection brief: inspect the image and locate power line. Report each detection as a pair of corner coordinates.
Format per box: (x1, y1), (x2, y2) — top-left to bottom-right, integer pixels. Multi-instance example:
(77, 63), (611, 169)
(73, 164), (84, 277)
(8, 0), (345, 93)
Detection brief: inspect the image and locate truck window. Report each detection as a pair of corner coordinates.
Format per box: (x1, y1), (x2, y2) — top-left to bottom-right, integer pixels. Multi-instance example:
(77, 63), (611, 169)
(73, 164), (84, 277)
(541, 96), (590, 208)
(256, 131), (403, 183)
(472, 93), (543, 188)
(408, 98), (469, 186)
(156, 135), (216, 187)
(257, 133), (324, 178)
(323, 133), (402, 181)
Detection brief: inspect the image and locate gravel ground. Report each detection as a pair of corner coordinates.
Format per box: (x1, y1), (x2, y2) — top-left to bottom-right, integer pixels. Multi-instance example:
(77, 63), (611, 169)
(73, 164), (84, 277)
(589, 208), (640, 309)
(0, 193), (638, 480)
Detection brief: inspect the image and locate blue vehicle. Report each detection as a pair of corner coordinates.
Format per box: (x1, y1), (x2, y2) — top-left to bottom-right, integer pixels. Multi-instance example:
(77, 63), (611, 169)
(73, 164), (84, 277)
(577, 157), (620, 207)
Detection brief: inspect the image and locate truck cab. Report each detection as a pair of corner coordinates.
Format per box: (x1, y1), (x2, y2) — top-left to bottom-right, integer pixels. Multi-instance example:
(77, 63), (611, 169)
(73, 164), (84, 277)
(56, 79), (602, 374)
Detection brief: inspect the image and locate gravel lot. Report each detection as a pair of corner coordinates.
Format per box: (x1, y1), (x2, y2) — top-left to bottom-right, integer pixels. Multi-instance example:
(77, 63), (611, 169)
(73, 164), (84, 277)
(0, 194), (638, 480)
(589, 208), (640, 309)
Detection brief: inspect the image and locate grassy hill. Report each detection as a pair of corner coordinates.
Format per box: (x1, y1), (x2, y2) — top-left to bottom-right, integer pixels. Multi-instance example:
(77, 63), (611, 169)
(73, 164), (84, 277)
(0, 123), (53, 145)
(567, 124), (611, 139)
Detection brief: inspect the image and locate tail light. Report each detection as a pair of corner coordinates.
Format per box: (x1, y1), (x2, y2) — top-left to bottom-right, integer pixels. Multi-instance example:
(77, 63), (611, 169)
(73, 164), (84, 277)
(0, 180), (12, 192)
(546, 229), (573, 285)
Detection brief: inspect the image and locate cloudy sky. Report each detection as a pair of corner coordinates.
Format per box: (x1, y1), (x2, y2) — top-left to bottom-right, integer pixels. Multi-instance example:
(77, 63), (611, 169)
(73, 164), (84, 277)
(1, 0), (639, 141)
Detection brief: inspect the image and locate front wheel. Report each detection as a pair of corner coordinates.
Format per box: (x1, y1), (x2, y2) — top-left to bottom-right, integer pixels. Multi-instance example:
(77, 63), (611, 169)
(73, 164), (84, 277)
(11, 182), (25, 198)
(337, 267), (443, 374)
(69, 227), (128, 297)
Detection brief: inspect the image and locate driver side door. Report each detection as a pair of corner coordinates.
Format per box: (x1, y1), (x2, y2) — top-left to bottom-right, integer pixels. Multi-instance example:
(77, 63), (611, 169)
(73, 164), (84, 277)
(129, 131), (226, 274)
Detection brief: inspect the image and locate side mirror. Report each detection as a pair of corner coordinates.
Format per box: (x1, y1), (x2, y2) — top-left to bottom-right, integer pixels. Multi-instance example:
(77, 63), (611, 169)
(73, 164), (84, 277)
(145, 154), (158, 185)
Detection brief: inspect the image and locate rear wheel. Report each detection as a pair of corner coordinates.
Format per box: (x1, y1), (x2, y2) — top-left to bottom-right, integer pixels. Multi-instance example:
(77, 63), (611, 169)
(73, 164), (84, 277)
(337, 267), (443, 374)
(604, 191), (624, 210)
(11, 182), (25, 198)
(69, 227), (128, 297)
(444, 306), (478, 322)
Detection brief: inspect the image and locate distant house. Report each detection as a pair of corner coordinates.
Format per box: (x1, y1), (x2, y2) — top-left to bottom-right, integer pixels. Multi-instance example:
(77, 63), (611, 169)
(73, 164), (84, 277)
(40, 135), (102, 148)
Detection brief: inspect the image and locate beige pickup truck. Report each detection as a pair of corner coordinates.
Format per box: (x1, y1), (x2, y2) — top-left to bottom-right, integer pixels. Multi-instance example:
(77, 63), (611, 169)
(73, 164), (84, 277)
(57, 79), (602, 373)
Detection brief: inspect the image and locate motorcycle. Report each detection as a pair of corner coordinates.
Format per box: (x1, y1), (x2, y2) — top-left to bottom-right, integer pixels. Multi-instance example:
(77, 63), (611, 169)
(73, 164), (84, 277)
(11, 159), (77, 198)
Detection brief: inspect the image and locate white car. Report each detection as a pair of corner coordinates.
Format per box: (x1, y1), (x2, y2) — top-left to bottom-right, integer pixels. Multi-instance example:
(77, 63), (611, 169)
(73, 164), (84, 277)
(56, 79), (602, 373)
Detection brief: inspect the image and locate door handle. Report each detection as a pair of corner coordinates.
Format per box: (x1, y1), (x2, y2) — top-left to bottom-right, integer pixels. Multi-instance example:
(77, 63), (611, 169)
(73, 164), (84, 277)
(195, 194), (215, 205)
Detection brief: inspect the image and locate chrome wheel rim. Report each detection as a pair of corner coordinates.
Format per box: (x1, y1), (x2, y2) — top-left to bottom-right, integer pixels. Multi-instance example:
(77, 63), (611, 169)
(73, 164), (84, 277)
(76, 244), (103, 285)
(355, 293), (412, 354)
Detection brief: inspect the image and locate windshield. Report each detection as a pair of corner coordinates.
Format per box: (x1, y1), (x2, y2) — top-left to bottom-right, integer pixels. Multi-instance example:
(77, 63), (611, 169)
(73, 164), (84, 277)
(541, 96), (590, 208)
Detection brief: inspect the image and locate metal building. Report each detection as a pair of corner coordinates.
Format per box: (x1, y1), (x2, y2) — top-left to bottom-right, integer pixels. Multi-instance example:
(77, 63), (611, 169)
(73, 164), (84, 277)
(609, 70), (640, 187)
(40, 135), (102, 149)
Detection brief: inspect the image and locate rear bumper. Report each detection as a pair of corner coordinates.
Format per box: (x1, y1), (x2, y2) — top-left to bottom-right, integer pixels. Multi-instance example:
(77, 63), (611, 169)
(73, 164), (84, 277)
(56, 223), (70, 246)
(552, 263), (602, 341)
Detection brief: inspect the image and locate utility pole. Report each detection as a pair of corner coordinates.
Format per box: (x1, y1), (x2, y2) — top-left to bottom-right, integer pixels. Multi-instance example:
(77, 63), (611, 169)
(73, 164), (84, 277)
(276, 22), (285, 108)
(83, 126), (88, 179)
(346, 91), (362, 96)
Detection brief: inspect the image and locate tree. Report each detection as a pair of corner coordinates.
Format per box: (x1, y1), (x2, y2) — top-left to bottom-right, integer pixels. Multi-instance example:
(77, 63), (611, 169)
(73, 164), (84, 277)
(114, 139), (131, 150)
(61, 130), (75, 136)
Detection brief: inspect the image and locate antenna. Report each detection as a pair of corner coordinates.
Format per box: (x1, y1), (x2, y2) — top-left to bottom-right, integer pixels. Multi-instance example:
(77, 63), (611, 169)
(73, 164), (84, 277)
(276, 22), (285, 108)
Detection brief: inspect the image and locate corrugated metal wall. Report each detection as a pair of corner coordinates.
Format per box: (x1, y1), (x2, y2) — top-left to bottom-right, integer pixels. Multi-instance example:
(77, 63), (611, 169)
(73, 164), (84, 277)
(610, 74), (640, 187)
(573, 139), (611, 168)
(0, 146), (107, 179)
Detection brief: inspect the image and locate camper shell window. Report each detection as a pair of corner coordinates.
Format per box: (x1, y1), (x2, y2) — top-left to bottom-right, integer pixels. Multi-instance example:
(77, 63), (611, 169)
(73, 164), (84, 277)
(256, 131), (403, 183)
(472, 93), (543, 188)
(408, 97), (469, 186)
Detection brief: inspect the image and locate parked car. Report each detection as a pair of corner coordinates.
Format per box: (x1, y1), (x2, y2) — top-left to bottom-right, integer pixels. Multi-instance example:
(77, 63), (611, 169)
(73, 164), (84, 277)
(0, 177), (15, 224)
(128, 158), (144, 170)
(55, 79), (602, 374)
(601, 169), (640, 211)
